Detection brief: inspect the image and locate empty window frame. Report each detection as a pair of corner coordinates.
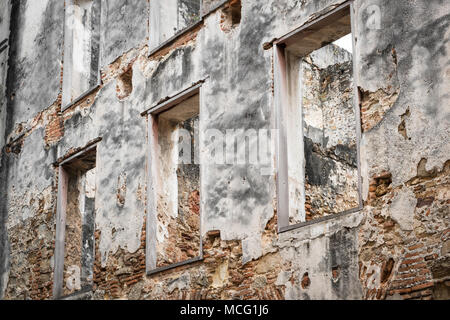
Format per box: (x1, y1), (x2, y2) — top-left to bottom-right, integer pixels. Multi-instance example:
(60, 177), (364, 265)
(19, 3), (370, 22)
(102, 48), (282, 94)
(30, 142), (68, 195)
(146, 84), (203, 274)
(274, 2), (362, 232)
(62, 0), (101, 110)
(149, 0), (202, 52)
(0, 2), (9, 55)
(0, 6), (9, 107)
(53, 143), (98, 298)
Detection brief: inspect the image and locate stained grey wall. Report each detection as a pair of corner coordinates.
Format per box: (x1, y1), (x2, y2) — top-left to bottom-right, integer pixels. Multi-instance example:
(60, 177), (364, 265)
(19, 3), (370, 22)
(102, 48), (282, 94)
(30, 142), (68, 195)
(100, 0), (148, 69)
(1, 0), (449, 300)
(57, 70), (148, 266)
(5, 0), (64, 138)
(356, 0), (450, 192)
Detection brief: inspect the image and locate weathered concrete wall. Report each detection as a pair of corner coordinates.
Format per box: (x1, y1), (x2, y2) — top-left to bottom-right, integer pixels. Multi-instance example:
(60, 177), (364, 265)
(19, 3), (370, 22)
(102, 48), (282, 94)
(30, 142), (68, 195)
(0, 0), (11, 298)
(2, 127), (56, 299)
(5, 0), (64, 141)
(0, 0), (448, 300)
(355, 0), (450, 300)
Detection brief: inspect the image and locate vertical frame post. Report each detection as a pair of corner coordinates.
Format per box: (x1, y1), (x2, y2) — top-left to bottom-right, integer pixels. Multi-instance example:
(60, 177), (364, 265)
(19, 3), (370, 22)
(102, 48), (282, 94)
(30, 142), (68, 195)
(274, 44), (290, 231)
(53, 166), (68, 298)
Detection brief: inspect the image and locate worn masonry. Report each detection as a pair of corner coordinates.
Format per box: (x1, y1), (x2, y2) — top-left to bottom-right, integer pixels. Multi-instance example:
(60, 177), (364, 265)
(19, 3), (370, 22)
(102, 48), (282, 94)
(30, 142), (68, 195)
(0, 0), (449, 300)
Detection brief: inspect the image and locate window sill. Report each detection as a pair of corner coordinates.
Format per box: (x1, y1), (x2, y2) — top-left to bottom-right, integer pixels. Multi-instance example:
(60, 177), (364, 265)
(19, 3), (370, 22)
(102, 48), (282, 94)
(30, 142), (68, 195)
(278, 206), (362, 234)
(55, 285), (93, 300)
(146, 256), (203, 276)
(61, 84), (101, 112)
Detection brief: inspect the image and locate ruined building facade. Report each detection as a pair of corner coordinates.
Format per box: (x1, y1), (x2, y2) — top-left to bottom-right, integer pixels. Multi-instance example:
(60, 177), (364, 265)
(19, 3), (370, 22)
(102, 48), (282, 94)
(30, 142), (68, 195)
(0, 0), (449, 300)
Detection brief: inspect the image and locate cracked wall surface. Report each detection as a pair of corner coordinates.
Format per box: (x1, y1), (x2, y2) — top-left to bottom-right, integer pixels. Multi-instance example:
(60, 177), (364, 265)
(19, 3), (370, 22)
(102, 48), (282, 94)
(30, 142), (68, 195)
(0, 0), (449, 300)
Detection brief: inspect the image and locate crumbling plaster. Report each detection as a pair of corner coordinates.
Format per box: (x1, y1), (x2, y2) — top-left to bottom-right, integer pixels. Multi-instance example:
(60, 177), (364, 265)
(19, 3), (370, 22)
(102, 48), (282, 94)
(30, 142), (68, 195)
(0, 0), (448, 300)
(358, 0), (450, 193)
(0, 0), (11, 153)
